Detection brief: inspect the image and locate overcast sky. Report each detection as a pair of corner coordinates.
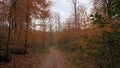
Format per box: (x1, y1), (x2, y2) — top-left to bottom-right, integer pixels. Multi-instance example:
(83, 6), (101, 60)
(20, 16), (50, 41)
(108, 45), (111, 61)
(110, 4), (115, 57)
(50, 0), (93, 21)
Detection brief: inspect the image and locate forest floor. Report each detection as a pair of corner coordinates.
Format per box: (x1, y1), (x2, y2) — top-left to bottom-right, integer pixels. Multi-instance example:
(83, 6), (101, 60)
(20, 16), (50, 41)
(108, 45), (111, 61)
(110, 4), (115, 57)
(0, 46), (48, 68)
(0, 46), (74, 68)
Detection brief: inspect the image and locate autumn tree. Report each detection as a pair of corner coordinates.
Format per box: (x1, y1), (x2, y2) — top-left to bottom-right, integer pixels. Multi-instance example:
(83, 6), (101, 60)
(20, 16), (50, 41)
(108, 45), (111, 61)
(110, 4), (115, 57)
(0, 0), (51, 55)
(16, 0), (51, 53)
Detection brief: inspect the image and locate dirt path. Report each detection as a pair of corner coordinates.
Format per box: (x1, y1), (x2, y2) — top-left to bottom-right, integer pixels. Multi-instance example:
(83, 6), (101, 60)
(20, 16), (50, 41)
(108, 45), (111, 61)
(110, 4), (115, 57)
(41, 47), (65, 68)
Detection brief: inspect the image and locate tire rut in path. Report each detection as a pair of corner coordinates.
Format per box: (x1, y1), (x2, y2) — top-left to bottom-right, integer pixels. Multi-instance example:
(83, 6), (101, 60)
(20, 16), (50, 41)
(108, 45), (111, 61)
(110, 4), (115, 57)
(41, 47), (65, 68)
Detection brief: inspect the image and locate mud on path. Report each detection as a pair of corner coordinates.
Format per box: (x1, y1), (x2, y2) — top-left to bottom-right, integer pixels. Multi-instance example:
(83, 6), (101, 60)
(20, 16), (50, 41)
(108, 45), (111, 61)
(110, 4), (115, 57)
(41, 47), (65, 68)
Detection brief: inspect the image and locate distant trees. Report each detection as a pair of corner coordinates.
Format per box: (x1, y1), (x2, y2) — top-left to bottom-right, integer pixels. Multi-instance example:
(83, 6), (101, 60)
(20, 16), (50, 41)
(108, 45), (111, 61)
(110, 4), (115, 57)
(71, 0), (91, 31)
(56, 0), (119, 67)
(55, 13), (61, 32)
(56, 2), (92, 51)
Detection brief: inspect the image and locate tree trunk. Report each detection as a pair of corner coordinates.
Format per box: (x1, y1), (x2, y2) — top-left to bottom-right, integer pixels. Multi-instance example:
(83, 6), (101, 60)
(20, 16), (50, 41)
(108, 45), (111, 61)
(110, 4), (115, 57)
(24, 6), (29, 54)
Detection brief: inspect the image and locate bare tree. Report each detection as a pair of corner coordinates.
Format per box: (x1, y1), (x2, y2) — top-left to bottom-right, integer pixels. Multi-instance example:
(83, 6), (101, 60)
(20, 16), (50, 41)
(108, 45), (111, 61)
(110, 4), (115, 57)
(77, 5), (90, 29)
(54, 13), (61, 32)
(72, 0), (78, 31)
(48, 18), (54, 46)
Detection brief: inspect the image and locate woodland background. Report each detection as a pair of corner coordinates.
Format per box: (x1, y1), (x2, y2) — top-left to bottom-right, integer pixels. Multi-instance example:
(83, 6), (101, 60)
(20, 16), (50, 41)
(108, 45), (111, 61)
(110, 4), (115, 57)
(0, 0), (120, 68)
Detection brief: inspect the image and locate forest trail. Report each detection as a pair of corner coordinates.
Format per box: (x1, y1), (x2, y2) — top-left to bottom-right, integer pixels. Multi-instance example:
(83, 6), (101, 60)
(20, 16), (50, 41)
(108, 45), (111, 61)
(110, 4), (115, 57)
(41, 47), (65, 68)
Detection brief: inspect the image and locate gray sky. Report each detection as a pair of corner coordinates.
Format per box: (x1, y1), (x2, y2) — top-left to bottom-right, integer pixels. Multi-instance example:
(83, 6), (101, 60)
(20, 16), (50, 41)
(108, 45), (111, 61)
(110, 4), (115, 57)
(50, 0), (93, 21)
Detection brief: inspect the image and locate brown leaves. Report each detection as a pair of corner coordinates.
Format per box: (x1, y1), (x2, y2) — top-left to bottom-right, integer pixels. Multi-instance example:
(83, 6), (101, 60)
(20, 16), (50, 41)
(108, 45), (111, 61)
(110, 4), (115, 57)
(10, 0), (52, 22)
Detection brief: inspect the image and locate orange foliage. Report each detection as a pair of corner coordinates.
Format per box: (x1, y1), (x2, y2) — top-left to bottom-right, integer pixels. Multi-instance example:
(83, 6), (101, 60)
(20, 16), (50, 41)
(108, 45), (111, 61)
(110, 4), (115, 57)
(28, 29), (50, 46)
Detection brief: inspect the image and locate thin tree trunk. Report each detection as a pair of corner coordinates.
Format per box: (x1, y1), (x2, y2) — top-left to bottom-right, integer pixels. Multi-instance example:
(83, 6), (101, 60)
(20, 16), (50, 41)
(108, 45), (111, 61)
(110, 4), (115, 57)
(42, 19), (45, 48)
(73, 0), (77, 32)
(24, 13), (29, 54)
(7, 12), (11, 55)
(24, 5), (29, 54)
(6, 1), (13, 55)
